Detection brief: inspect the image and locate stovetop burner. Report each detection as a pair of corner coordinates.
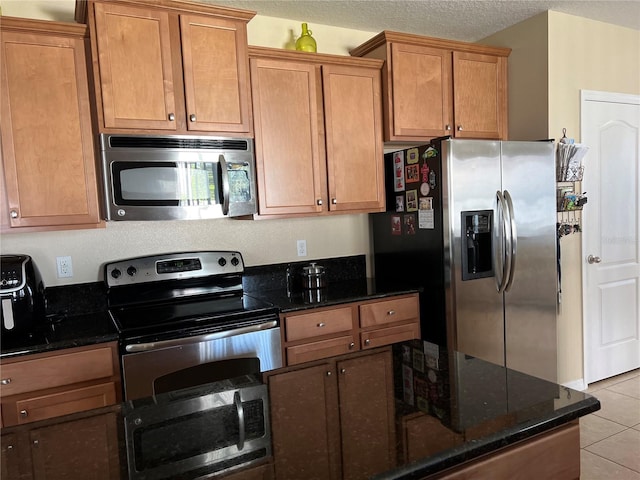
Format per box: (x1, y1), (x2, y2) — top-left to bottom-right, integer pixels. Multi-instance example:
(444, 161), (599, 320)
(105, 251), (277, 339)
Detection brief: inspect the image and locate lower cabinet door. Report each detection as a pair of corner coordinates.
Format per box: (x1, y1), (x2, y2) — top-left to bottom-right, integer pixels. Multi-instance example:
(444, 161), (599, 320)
(337, 350), (396, 480)
(29, 412), (120, 480)
(268, 363), (341, 480)
(1, 433), (21, 480)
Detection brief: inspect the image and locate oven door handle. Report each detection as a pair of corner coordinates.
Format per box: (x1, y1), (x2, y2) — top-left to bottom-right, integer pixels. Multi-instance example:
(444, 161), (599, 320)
(124, 320), (279, 353)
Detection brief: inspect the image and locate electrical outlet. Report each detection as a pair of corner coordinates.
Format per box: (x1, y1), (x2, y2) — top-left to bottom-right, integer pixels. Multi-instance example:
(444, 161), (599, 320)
(297, 239), (307, 257)
(56, 256), (73, 278)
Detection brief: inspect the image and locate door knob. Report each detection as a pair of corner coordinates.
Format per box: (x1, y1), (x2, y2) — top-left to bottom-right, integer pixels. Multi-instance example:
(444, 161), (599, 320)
(587, 255), (601, 264)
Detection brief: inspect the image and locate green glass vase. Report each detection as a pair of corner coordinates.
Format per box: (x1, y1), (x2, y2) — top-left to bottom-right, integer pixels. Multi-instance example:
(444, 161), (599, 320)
(295, 23), (317, 53)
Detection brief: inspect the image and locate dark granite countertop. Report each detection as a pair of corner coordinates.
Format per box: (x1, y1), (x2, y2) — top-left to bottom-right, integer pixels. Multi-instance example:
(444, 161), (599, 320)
(0, 311), (119, 360)
(0, 340), (600, 479)
(249, 277), (421, 313)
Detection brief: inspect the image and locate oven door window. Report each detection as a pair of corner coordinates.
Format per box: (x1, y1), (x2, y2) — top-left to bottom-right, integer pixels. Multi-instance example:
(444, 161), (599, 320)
(112, 161), (221, 206)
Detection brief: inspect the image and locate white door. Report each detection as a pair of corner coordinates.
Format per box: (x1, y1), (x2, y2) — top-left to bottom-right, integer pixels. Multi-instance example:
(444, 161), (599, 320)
(582, 90), (640, 384)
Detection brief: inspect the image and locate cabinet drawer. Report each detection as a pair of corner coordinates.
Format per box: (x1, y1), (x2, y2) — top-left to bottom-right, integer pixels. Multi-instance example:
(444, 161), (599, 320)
(285, 307), (354, 342)
(287, 335), (356, 365)
(7, 382), (117, 426)
(0, 346), (115, 397)
(361, 323), (420, 350)
(359, 296), (419, 328)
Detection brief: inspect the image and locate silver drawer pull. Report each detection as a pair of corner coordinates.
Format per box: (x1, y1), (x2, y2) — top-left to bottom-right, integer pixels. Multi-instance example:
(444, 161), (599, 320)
(348, 342), (355, 349)
(387, 310), (396, 316)
(317, 322), (325, 327)
(1, 378), (12, 385)
(326, 371), (332, 376)
(364, 339), (371, 346)
(20, 410), (28, 418)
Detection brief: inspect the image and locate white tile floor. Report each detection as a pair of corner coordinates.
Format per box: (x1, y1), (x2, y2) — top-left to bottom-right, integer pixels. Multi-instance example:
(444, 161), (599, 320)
(580, 369), (640, 479)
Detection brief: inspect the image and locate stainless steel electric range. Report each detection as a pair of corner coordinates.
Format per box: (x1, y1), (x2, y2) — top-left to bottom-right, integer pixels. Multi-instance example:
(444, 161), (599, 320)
(104, 251), (282, 401)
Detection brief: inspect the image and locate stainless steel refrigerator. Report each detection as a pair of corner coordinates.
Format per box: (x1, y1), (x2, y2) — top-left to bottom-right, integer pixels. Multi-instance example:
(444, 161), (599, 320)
(371, 138), (558, 382)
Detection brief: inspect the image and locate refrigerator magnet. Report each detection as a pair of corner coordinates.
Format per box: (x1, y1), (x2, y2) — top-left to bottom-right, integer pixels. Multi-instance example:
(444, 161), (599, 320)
(391, 215), (402, 235)
(404, 214), (416, 235)
(406, 190), (418, 211)
(419, 209), (435, 229)
(406, 148), (419, 164)
(420, 182), (430, 196)
(421, 162), (430, 182)
(405, 164), (419, 183)
(393, 151), (406, 192)
(419, 197), (433, 210)
(395, 195), (405, 212)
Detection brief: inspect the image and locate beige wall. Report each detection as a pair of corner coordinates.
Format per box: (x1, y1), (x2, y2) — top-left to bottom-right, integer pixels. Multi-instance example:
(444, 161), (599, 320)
(485, 12), (640, 385)
(0, 2), (378, 286)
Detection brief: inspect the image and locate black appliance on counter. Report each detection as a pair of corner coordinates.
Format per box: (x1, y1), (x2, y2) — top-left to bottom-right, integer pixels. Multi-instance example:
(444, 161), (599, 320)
(0, 254), (44, 336)
(104, 251), (282, 402)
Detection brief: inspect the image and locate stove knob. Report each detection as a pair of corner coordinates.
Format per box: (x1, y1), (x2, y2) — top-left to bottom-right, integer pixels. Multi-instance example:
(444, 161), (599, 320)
(231, 257), (240, 267)
(218, 257), (227, 267)
(111, 269), (122, 279)
(127, 266), (137, 277)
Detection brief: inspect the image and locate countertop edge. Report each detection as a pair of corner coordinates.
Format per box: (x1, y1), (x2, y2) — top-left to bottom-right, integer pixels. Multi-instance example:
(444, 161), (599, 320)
(374, 396), (601, 480)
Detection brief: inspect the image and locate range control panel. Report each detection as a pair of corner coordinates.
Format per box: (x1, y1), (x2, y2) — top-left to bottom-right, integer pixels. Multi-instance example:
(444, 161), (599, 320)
(104, 251), (244, 287)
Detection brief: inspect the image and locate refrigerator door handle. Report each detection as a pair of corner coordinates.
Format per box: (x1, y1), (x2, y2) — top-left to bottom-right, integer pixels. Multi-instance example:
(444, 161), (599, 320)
(503, 190), (517, 291)
(496, 191), (512, 293)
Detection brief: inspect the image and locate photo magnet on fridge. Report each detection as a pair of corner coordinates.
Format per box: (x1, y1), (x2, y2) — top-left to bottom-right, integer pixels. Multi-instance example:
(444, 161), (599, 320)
(393, 151), (406, 192)
(406, 148), (419, 164)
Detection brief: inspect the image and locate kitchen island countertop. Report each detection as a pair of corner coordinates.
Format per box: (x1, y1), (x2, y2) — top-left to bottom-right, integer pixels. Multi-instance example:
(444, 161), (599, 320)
(0, 339), (599, 480)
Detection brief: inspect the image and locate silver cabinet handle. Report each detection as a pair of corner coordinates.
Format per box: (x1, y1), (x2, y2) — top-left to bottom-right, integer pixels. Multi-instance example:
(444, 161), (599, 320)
(10, 210), (18, 219)
(457, 125), (463, 131)
(1, 378), (12, 385)
(234, 391), (245, 451)
(386, 310), (396, 316)
(340, 368), (346, 374)
(317, 322), (325, 327)
(32, 440), (39, 447)
(326, 371), (332, 376)
(445, 124), (451, 131)
(364, 339), (371, 346)
(587, 255), (602, 264)
(348, 342), (355, 349)
(20, 410), (28, 418)
(317, 199), (323, 206)
(189, 114), (196, 122)
(331, 198), (337, 205)
(168, 113), (175, 121)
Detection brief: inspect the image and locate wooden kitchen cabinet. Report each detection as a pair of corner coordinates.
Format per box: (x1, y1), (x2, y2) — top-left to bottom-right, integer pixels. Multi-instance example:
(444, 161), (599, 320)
(281, 293), (420, 366)
(80, 0), (254, 135)
(267, 348), (395, 480)
(249, 47), (385, 217)
(350, 31), (510, 142)
(1, 408), (121, 480)
(0, 17), (102, 231)
(0, 342), (121, 427)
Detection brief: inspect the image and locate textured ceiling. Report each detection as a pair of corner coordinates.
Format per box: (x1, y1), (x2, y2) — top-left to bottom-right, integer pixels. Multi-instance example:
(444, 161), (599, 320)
(3, 1), (639, 43)
(208, 0), (640, 42)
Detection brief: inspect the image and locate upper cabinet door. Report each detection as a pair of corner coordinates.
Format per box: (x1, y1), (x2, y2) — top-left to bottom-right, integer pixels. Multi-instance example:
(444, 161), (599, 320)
(180, 15), (252, 133)
(452, 51), (507, 139)
(322, 64), (385, 213)
(1, 26), (101, 229)
(251, 58), (325, 216)
(93, 3), (176, 130)
(389, 43), (452, 140)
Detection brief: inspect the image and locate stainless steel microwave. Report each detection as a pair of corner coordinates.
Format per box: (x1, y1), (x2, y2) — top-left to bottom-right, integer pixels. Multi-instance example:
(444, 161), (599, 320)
(100, 134), (257, 221)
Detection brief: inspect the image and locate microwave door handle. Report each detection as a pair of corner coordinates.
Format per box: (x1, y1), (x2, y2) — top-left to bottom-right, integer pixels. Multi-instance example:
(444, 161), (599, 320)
(219, 154), (230, 215)
(234, 391), (245, 451)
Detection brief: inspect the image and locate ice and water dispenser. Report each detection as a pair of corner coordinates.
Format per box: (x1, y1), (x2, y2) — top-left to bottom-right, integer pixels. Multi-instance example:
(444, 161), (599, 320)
(461, 211), (494, 281)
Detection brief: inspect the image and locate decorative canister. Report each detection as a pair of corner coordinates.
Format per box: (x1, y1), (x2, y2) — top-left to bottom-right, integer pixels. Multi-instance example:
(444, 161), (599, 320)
(295, 23), (317, 52)
(301, 262), (326, 289)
